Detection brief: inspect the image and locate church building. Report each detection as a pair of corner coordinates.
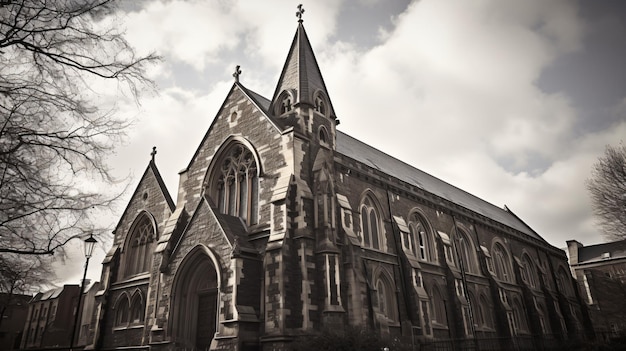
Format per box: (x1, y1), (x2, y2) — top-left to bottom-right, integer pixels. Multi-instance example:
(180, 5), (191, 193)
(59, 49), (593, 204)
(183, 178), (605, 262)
(88, 10), (591, 351)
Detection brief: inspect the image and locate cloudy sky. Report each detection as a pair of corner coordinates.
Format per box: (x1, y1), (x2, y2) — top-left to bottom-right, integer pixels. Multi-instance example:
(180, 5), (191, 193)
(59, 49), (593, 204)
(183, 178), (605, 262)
(57, 0), (626, 284)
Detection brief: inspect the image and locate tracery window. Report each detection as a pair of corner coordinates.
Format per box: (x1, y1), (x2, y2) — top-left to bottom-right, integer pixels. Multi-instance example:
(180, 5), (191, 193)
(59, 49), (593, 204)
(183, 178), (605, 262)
(125, 214), (155, 277)
(408, 213), (433, 261)
(493, 243), (513, 283)
(360, 195), (383, 250)
(215, 143), (259, 225)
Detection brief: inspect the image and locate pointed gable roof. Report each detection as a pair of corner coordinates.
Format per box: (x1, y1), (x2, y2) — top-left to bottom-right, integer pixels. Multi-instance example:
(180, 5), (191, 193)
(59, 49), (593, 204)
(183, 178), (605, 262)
(270, 22), (336, 119)
(113, 158), (175, 233)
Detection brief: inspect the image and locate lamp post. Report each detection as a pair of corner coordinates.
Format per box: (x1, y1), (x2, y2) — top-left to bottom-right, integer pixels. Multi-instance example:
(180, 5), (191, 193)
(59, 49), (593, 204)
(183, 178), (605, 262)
(70, 234), (97, 351)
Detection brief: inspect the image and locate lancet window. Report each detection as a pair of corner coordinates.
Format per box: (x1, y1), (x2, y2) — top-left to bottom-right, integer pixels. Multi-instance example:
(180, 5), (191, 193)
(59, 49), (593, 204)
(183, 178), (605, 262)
(408, 213), (433, 262)
(360, 195), (383, 250)
(493, 242), (513, 283)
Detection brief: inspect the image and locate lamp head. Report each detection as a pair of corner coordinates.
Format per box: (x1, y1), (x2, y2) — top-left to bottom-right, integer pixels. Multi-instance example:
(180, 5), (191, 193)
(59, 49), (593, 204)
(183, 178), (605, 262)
(84, 234), (97, 259)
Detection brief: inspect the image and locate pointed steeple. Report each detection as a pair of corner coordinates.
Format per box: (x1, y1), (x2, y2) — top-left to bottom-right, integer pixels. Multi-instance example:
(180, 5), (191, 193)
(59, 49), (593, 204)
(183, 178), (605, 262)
(270, 7), (336, 121)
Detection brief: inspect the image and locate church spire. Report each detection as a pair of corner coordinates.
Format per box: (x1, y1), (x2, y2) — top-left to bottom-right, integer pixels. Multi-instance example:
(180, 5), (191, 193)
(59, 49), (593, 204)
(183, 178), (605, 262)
(270, 5), (336, 121)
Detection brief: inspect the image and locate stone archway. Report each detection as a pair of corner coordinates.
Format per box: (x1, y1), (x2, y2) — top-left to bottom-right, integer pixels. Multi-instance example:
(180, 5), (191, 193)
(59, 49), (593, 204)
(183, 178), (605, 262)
(171, 250), (219, 350)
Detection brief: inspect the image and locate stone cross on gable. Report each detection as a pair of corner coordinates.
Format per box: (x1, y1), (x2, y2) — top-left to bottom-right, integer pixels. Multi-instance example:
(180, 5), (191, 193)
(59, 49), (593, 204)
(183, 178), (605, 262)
(296, 4), (304, 23)
(151, 146), (157, 161)
(233, 65), (242, 82)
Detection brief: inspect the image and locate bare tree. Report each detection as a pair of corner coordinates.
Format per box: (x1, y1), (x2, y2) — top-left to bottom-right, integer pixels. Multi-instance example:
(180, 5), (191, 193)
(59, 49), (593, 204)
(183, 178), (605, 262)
(0, 253), (53, 328)
(0, 1), (158, 255)
(587, 143), (626, 240)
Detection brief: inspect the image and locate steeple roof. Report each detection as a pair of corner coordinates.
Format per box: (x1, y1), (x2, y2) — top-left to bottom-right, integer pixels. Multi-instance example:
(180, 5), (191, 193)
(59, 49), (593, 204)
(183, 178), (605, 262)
(270, 21), (336, 119)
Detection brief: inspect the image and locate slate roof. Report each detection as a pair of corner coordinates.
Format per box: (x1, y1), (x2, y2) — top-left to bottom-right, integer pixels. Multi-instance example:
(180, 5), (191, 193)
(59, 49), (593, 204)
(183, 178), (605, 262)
(239, 80), (546, 242)
(335, 131), (546, 242)
(578, 239), (626, 263)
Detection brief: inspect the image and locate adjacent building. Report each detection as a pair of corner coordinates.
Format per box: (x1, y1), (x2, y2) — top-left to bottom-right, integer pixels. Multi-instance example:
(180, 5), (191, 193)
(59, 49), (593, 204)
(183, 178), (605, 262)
(21, 285), (80, 349)
(0, 292), (31, 350)
(567, 239), (626, 338)
(87, 14), (591, 351)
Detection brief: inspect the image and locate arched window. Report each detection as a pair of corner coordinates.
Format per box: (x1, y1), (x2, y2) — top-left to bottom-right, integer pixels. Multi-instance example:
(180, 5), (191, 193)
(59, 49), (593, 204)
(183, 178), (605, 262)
(556, 267), (572, 296)
(520, 254), (537, 288)
(511, 298), (528, 333)
(130, 292), (144, 324)
(431, 286), (447, 326)
(125, 214), (155, 277)
(408, 213), (433, 262)
(115, 295), (130, 327)
(479, 295), (493, 328)
(315, 94), (327, 115)
(375, 276), (396, 322)
(493, 243), (513, 283)
(318, 125), (329, 145)
(214, 143), (259, 225)
(537, 302), (550, 334)
(360, 195), (383, 250)
(277, 91), (293, 115)
(456, 230), (477, 274)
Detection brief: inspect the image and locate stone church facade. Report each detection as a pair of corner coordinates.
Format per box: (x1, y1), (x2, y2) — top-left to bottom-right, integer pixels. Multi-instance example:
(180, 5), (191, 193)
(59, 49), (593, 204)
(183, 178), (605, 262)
(88, 17), (591, 351)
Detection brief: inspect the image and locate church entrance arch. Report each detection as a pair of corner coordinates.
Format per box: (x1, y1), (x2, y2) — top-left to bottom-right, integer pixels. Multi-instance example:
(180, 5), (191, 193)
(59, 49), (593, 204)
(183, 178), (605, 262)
(171, 247), (220, 350)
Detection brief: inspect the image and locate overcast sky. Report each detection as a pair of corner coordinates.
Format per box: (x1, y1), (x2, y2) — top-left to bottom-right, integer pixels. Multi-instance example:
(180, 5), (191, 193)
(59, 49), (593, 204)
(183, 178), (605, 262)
(56, 0), (626, 285)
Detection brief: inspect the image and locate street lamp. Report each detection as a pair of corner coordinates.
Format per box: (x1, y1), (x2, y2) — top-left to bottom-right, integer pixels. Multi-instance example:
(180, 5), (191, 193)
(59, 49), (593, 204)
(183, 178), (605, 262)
(70, 234), (97, 350)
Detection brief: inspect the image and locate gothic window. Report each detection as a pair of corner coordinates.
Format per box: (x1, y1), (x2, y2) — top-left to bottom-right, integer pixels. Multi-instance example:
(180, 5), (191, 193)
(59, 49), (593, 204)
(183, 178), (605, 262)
(318, 125), (329, 145)
(214, 143), (259, 225)
(360, 195), (383, 250)
(115, 295), (130, 327)
(520, 254), (537, 288)
(125, 214), (155, 278)
(493, 242), (513, 283)
(456, 230), (477, 274)
(375, 274), (397, 322)
(278, 91), (293, 114)
(431, 286), (447, 326)
(511, 298), (528, 333)
(315, 94), (327, 115)
(408, 213), (433, 261)
(556, 267), (572, 296)
(130, 292), (144, 324)
(537, 302), (550, 334)
(479, 295), (493, 328)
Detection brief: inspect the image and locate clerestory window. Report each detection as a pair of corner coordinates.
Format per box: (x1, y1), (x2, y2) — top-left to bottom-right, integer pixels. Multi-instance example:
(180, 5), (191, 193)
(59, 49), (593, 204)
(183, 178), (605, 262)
(493, 242), (513, 283)
(408, 213), (433, 262)
(214, 143), (259, 225)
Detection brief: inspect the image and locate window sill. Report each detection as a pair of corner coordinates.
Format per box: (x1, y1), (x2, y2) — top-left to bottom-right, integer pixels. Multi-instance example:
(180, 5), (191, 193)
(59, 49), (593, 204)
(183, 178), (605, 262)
(113, 323), (144, 331)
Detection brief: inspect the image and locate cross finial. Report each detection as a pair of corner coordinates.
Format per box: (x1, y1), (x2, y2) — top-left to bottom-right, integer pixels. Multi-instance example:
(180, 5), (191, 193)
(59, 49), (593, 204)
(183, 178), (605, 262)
(233, 65), (242, 82)
(296, 4), (304, 23)
(150, 146), (157, 162)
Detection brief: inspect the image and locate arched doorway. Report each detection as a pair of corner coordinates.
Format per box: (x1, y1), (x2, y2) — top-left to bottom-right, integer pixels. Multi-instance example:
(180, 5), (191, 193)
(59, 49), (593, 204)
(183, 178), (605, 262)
(171, 249), (219, 350)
